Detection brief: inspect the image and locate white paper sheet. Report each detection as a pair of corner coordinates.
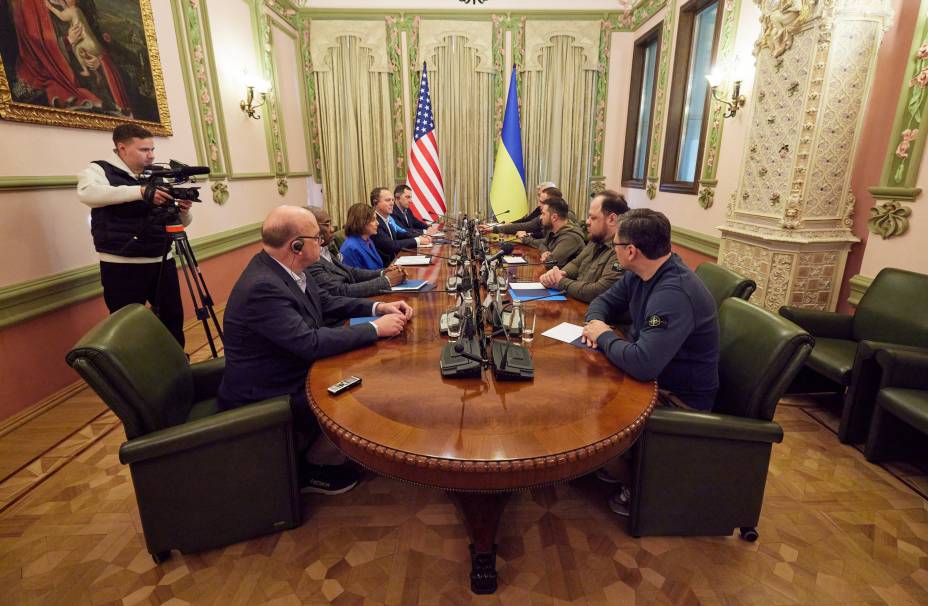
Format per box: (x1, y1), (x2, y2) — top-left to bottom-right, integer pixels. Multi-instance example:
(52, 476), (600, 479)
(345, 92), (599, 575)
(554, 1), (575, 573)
(509, 282), (545, 290)
(503, 256), (526, 264)
(542, 322), (584, 344)
(395, 255), (433, 266)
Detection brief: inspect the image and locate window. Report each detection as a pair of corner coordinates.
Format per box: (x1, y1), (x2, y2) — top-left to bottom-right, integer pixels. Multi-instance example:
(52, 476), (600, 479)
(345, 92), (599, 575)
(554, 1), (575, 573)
(622, 24), (662, 189)
(660, 0), (723, 194)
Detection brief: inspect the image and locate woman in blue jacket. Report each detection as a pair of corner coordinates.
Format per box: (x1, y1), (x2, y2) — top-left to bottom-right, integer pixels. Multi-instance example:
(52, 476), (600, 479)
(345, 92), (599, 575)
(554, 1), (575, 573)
(339, 203), (384, 271)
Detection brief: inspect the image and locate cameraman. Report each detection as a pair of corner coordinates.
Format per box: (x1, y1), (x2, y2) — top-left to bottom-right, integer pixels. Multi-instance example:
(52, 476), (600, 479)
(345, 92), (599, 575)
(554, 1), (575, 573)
(77, 124), (192, 346)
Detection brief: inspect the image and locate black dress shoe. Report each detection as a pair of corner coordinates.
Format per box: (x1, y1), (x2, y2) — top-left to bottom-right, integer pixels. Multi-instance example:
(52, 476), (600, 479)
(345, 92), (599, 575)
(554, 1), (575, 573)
(299, 463), (360, 495)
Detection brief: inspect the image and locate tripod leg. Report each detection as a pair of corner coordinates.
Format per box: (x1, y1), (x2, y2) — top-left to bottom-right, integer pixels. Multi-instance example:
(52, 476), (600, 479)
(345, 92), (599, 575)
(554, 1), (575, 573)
(177, 236), (224, 342)
(174, 237), (218, 358)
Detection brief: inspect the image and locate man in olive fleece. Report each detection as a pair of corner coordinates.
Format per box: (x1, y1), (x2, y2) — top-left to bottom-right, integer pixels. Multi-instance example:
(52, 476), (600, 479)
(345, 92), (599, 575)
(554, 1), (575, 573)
(519, 197), (585, 267)
(540, 190), (628, 302)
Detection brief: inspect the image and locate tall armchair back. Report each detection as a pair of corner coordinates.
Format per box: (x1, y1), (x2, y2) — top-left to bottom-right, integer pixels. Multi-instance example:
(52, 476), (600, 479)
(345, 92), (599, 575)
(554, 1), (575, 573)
(714, 298), (814, 421)
(65, 304), (195, 438)
(853, 268), (928, 345)
(695, 263), (756, 308)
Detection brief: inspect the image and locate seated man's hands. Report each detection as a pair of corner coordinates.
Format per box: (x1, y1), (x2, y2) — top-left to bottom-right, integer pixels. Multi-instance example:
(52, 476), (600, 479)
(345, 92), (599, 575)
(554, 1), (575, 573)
(426, 224), (440, 235)
(540, 251), (551, 262)
(378, 300), (414, 320)
(372, 313), (406, 337)
(384, 265), (406, 286)
(581, 319), (611, 349)
(417, 234), (433, 246)
(515, 230), (528, 239)
(540, 266), (565, 288)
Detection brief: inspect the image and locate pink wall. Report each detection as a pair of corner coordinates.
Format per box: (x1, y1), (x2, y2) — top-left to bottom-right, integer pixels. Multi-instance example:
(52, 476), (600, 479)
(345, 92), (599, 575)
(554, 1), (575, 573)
(672, 244), (716, 270)
(0, 243), (261, 422)
(838, 0), (917, 314)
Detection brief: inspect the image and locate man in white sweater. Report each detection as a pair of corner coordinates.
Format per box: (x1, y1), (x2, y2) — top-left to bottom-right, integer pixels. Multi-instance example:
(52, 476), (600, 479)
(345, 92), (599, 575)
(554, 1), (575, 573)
(76, 124), (193, 346)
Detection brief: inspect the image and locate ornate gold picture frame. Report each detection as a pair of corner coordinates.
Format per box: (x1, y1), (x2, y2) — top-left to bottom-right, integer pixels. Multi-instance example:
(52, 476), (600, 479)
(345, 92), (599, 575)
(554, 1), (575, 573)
(0, 0), (171, 135)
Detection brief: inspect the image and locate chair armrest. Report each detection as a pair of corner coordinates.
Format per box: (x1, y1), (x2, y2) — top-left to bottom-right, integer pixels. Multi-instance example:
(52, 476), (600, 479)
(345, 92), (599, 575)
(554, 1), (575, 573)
(646, 408), (784, 444)
(778, 306), (853, 340)
(874, 345), (928, 390)
(190, 357), (225, 401)
(119, 396), (291, 464)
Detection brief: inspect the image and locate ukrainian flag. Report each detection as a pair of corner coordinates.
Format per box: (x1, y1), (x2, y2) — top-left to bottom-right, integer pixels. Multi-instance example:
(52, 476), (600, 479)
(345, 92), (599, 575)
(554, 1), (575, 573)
(489, 66), (528, 221)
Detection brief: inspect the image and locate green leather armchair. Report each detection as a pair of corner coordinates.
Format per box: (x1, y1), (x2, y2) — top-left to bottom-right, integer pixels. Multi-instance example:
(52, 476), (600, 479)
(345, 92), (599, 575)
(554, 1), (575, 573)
(695, 262), (756, 307)
(864, 345), (928, 463)
(66, 304), (301, 564)
(628, 298), (813, 540)
(779, 267), (928, 443)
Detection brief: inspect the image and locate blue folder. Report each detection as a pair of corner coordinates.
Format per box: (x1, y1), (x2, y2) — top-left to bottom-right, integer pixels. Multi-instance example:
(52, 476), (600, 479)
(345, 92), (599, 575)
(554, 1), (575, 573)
(507, 287), (566, 301)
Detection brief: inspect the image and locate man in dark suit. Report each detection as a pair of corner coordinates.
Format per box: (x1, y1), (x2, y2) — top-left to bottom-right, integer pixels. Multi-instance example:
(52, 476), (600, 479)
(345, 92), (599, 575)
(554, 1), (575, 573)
(218, 205), (413, 494)
(370, 186), (432, 265)
(306, 207), (406, 313)
(391, 184), (438, 234)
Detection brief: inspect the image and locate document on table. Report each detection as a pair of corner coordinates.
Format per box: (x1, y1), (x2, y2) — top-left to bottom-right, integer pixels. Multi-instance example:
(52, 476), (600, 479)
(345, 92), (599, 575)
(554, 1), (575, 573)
(542, 322), (588, 348)
(395, 255), (433, 266)
(392, 279), (431, 292)
(503, 256), (526, 264)
(417, 243), (433, 249)
(509, 282), (546, 290)
(507, 283), (566, 301)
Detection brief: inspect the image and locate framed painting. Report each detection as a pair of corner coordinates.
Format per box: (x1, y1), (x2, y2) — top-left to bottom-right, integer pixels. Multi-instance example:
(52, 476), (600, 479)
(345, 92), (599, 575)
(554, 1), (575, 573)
(0, 0), (171, 134)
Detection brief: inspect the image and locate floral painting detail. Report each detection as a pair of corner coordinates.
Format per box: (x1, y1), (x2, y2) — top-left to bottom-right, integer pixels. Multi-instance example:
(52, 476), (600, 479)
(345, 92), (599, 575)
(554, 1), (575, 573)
(299, 17), (322, 181)
(257, 13), (286, 176)
(698, 185), (714, 209)
(264, 0), (299, 29)
(491, 14), (524, 151)
(868, 201), (911, 239)
(386, 15), (418, 181)
(647, 0), (677, 182)
(180, 0), (224, 174)
(211, 180), (229, 205)
(891, 16), (928, 185)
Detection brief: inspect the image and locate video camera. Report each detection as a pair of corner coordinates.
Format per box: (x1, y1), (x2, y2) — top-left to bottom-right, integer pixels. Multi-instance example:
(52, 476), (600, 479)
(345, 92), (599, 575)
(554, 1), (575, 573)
(139, 160), (210, 206)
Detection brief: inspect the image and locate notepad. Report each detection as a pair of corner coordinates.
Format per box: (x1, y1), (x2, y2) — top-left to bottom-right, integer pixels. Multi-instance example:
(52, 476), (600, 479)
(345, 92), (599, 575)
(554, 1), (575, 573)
(392, 279), (429, 291)
(395, 255), (433, 266)
(349, 316), (378, 326)
(508, 285), (566, 301)
(503, 256), (526, 264)
(510, 282), (546, 290)
(542, 322), (588, 348)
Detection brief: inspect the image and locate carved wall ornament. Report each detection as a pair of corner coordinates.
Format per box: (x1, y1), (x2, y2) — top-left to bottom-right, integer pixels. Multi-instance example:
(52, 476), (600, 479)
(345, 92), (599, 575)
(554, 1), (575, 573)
(770, 192), (781, 204)
(778, 144), (790, 158)
(211, 181), (229, 205)
(645, 180), (657, 200)
(843, 192), (855, 228)
(698, 185), (715, 209)
(754, 1), (819, 59)
(277, 177), (289, 196)
(781, 205), (801, 229)
(759, 166), (768, 176)
(867, 201), (911, 239)
(787, 81), (800, 96)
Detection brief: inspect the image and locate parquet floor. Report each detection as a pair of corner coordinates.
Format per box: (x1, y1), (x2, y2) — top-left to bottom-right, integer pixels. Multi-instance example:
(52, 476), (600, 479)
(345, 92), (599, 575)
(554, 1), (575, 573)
(2, 320), (927, 605)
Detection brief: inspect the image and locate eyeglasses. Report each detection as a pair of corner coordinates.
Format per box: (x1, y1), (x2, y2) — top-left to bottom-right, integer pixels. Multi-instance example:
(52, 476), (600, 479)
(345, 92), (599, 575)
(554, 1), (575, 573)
(295, 234), (325, 244)
(613, 241), (633, 248)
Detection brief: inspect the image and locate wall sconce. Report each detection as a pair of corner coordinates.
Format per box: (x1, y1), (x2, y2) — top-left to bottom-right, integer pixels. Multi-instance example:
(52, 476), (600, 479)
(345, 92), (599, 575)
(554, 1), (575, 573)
(706, 56), (752, 119)
(240, 77), (271, 119)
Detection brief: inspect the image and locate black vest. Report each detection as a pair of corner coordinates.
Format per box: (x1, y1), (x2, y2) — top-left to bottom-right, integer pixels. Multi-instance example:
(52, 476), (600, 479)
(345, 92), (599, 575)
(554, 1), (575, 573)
(90, 161), (170, 257)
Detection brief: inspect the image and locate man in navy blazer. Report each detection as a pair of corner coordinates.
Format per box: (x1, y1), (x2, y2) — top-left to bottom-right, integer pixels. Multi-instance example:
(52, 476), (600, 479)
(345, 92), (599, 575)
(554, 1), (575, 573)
(218, 205), (413, 494)
(391, 184), (436, 233)
(370, 186), (431, 265)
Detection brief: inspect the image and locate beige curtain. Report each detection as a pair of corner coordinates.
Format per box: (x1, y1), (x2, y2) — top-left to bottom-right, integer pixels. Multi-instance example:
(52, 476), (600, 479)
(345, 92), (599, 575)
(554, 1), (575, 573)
(314, 37), (395, 223)
(418, 35), (494, 218)
(522, 35), (597, 218)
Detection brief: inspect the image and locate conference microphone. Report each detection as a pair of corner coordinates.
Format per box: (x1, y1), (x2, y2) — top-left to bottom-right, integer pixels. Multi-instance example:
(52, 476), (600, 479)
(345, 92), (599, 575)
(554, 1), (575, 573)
(489, 209), (511, 222)
(452, 340), (485, 364)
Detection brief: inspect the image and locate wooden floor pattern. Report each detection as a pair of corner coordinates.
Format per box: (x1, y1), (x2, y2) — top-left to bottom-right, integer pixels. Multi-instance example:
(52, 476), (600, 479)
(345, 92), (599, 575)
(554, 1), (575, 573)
(2, 321), (928, 604)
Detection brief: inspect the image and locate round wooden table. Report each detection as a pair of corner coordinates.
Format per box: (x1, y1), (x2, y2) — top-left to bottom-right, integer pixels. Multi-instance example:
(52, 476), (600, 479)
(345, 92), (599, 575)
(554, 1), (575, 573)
(307, 243), (656, 594)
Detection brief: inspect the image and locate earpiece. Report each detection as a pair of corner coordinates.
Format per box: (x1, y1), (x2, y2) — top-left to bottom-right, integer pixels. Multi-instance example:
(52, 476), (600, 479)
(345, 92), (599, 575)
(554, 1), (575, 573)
(290, 238), (304, 253)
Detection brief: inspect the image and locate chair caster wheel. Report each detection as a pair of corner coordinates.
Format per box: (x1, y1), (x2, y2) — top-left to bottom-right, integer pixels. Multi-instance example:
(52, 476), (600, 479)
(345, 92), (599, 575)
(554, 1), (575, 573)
(152, 550), (171, 564)
(739, 527), (758, 542)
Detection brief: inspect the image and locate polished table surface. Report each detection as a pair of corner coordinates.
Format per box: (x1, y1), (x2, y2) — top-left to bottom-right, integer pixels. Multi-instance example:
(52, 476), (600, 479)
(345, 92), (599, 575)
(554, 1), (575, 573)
(305, 241), (656, 592)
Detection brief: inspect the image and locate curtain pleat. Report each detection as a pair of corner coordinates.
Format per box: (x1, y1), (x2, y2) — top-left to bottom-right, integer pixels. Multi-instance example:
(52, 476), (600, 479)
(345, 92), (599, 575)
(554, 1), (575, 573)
(522, 36), (597, 218)
(314, 37), (395, 224)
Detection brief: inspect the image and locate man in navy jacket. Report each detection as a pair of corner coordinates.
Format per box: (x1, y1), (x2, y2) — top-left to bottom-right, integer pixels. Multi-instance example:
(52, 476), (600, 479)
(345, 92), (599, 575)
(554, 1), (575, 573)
(218, 205), (413, 494)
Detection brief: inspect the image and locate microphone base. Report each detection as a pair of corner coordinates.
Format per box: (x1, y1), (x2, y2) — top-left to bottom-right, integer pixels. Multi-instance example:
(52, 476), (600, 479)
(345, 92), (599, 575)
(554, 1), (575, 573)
(490, 339), (534, 381)
(440, 341), (482, 378)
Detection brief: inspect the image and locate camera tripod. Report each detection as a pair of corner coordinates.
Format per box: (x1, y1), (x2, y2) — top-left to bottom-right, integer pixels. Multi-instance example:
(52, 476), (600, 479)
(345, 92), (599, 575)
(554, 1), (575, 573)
(154, 223), (223, 358)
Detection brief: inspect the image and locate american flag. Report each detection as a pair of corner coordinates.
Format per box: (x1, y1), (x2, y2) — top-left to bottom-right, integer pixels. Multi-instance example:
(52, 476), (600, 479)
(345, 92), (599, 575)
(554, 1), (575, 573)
(406, 64), (446, 221)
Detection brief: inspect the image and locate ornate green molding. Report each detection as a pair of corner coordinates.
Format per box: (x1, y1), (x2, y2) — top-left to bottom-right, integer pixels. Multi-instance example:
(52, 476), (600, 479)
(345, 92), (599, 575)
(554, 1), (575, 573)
(0, 176), (77, 191)
(0, 222), (261, 330)
(491, 14), (525, 151)
(646, 0), (677, 199)
(256, 11), (289, 189)
(172, 0), (227, 177)
(698, 0), (742, 209)
(847, 274), (873, 307)
(670, 225), (721, 258)
(298, 16), (323, 181)
(264, 0), (300, 28)
(387, 15), (419, 182)
(868, 0), (928, 238)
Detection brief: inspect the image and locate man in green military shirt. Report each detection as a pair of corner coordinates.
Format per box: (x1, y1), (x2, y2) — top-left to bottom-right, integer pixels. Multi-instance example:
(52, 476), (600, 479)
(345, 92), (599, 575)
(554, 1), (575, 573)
(519, 197), (585, 267)
(539, 190), (628, 302)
